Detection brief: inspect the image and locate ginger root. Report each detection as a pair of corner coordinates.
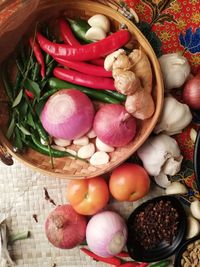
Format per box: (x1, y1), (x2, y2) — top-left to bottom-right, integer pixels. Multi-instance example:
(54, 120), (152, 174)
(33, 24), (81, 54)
(125, 89), (155, 120)
(114, 70), (142, 95)
(112, 54), (132, 70)
(129, 48), (152, 93)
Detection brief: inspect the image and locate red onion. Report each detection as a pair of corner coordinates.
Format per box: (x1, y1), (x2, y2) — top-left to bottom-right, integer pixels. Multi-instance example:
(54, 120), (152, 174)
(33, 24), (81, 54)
(93, 104), (136, 147)
(183, 74), (200, 110)
(41, 89), (95, 140)
(45, 204), (87, 249)
(86, 211), (127, 257)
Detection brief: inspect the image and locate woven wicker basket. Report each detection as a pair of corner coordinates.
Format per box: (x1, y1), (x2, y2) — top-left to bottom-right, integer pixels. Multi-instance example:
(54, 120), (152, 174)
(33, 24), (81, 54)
(0, 0), (164, 178)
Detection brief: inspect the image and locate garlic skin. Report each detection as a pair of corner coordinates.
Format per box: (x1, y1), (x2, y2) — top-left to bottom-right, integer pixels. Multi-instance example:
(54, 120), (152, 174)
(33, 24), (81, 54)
(114, 70), (141, 95)
(159, 53), (191, 91)
(165, 181), (187, 195)
(137, 134), (183, 177)
(154, 96), (192, 135)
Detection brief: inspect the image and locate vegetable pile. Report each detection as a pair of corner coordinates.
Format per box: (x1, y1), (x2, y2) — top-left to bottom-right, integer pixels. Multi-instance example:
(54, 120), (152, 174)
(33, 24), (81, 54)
(2, 9), (200, 267)
(1, 13), (157, 168)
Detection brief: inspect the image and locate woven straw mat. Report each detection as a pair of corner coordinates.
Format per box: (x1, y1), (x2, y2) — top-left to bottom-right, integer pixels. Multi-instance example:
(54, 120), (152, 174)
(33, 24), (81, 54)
(0, 159), (166, 267)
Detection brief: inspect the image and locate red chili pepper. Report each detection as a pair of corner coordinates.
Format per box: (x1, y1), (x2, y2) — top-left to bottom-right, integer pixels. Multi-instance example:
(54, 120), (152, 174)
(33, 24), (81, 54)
(118, 262), (140, 267)
(53, 67), (116, 90)
(138, 263), (149, 267)
(117, 251), (130, 258)
(54, 57), (112, 77)
(25, 89), (34, 99)
(36, 29), (131, 61)
(90, 58), (105, 66)
(58, 17), (80, 46)
(80, 248), (121, 266)
(29, 37), (45, 78)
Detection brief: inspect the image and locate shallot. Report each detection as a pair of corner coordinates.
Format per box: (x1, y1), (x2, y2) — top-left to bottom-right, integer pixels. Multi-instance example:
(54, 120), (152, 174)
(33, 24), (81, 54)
(93, 104), (137, 147)
(41, 89), (94, 140)
(183, 73), (200, 109)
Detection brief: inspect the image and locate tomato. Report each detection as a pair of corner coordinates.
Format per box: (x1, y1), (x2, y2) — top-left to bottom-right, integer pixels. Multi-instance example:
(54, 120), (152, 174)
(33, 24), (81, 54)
(66, 176), (109, 215)
(109, 163), (150, 202)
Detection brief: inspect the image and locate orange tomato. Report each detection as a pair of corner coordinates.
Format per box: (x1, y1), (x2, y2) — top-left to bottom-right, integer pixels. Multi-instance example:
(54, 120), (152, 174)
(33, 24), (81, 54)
(66, 176), (109, 215)
(109, 163), (150, 202)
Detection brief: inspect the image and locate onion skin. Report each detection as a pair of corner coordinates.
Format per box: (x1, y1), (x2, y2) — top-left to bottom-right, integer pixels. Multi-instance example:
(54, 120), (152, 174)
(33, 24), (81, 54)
(41, 89), (95, 140)
(183, 74), (200, 110)
(45, 204), (87, 249)
(86, 211), (127, 257)
(93, 104), (137, 147)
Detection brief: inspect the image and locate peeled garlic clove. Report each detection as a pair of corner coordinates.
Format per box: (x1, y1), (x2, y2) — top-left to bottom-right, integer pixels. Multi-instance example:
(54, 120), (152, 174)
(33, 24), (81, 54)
(87, 129), (97, 139)
(77, 143), (95, 159)
(154, 173), (171, 188)
(90, 151), (109, 166)
(53, 137), (71, 147)
(104, 49), (125, 71)
(96, 137), (114, 152)
(186, 216), (200, 239)
(190, 128), (197, 143)
(190, 200), (200, 220)
(165, 181), (188, 195)
(88, 14), (110, 33)
(73, 136), (89, 146)
(85, 27), (106, 41)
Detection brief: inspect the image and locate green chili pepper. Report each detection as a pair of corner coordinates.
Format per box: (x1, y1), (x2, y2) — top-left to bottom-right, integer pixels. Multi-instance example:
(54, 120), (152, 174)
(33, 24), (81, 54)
(35, 121), (49, 143)
(149, 260), (171, 267)
(48, 77), (120, 104)
(28, 135), (84, 160)
(105, 90), (126, 102)
(68, 18), (92, 44)
(45, 60), (56, 78)
(40, 89), (58, 101)
(31, 63), (40, 82)
(45, 53), (52, 65)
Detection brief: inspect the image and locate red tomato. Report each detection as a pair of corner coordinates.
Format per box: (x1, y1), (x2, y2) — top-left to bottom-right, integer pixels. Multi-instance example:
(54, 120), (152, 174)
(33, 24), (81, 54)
(66, 176), (109, 215)
(109, 163), (150, 202)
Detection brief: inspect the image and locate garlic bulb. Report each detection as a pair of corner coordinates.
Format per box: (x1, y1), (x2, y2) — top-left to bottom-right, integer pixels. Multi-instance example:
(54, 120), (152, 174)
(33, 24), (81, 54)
(159, 53), (190, 91)
(137, 134), (183, 177)
(154, 96), (192, 135)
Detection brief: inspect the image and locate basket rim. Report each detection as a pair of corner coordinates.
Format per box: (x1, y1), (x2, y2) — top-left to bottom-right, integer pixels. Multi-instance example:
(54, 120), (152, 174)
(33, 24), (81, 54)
(0, 0), (164, 179)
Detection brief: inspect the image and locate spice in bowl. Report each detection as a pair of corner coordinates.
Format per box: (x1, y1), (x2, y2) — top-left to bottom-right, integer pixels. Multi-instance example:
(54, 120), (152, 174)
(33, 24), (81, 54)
(132, 200), (179, 250)
(180, 239), (200, 267)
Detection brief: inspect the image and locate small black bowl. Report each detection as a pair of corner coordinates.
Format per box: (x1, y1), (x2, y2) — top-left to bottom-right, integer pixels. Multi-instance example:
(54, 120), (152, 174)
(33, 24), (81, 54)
(127, 195), (187, 263)
(174, 234), (200, 267)
(194, 130), (200, 192)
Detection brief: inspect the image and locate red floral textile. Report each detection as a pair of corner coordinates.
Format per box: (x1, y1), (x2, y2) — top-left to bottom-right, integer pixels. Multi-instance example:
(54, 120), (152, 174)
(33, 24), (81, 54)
(125, 0), (200, 200)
